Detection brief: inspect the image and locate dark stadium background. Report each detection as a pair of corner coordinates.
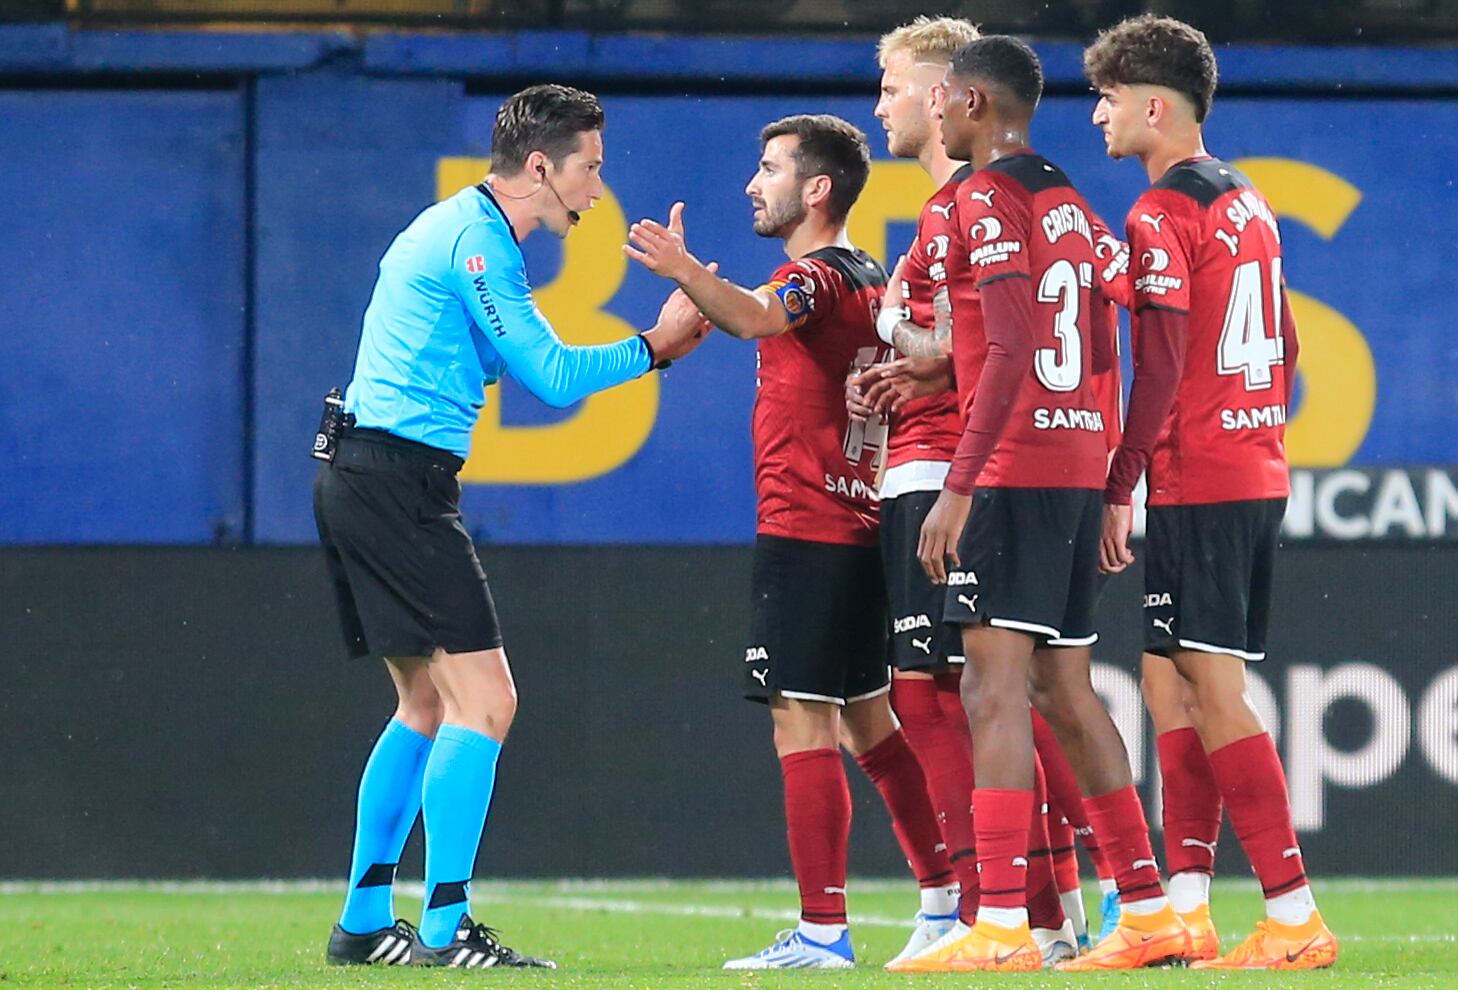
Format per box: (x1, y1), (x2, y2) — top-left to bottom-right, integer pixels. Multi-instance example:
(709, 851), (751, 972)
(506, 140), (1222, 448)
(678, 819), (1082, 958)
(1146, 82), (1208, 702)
(2, 1), (1456, 882)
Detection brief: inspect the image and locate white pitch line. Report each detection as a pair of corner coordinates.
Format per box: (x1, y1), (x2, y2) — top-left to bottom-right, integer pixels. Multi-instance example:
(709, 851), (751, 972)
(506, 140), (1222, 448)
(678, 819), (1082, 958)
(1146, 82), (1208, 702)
(0, 880), (1451, 943)
(470, 892), (1456, 943)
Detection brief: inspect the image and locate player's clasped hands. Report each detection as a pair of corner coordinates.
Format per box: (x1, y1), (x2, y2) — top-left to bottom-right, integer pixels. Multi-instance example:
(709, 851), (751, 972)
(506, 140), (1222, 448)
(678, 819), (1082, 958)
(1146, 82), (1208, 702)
(845, 356), (955, 423)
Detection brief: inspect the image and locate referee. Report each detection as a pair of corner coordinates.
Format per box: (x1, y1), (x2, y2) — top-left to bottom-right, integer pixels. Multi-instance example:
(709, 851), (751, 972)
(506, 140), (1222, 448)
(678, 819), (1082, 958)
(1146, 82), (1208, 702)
(317, 84), (708, 969)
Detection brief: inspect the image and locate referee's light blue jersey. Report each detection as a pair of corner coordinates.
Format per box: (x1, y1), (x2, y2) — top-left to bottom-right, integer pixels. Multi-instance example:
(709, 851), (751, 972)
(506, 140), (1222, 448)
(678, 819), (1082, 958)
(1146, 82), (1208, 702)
(343, 184), (652, 458)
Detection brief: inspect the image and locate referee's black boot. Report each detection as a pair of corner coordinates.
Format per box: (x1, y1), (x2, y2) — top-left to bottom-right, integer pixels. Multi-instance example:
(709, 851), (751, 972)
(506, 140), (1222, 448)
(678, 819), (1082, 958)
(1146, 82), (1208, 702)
(410, 916), (557, 969)
(326, 918), (418, 965)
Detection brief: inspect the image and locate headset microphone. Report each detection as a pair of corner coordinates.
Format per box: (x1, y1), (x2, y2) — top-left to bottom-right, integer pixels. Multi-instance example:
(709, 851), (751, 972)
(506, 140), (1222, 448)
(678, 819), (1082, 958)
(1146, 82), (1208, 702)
(537, 165), (581, 224)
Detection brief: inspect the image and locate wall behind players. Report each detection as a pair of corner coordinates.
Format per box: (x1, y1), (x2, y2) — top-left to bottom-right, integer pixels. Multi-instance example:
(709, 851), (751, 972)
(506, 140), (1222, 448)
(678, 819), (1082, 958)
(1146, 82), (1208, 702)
(2, 60), (1456, 543)
(2, 544), (1454, 877)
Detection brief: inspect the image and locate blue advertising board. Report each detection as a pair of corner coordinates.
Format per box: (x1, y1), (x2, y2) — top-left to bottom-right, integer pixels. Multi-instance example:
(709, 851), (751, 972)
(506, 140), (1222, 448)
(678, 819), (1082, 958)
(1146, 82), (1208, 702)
(2, 72), (1455, 543)
(280, 90), (1453, 544)
(0, 89), (246, 543)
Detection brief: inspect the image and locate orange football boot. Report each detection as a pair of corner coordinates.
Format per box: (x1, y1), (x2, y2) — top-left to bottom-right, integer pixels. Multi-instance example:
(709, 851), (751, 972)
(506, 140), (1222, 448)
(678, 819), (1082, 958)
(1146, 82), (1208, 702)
(886, 919), (1042, 973)
(1192, 911), (1337, 970)
(1180, 904), (1221, 961)
(1055, 902), (1192, 971)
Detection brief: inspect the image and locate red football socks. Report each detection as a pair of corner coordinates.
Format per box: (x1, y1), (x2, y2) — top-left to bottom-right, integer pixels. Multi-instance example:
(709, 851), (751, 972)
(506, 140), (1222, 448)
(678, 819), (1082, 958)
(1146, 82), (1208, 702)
(780, 748), (851, 925)
(1048, 802), (1081, 894)
(1084, 785), (1165, 906)
(1208, 733), (1308, 898)
(890, 676), (977, 885)
(1157, 727), (1223, 876)
(855, 730), (956, 889)
(935, 671), (976, 763)
(973, 788), (1034, 911)
(1026, 756), (1066, 929)
(1031, 708), (1110, 881)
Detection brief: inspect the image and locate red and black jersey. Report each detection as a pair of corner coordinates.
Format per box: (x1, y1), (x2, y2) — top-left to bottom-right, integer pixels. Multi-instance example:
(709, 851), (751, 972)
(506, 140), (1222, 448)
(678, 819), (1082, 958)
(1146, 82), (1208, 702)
(945, 151), (1111, 492)
(885, 165), (970, 474)
(1124, 157), (1293, 506)
(753, 246), (889, 546)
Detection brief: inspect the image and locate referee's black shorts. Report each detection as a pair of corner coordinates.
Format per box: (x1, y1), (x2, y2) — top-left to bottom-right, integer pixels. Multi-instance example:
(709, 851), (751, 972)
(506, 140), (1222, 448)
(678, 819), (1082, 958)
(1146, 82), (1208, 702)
(313, 427), (503, 660)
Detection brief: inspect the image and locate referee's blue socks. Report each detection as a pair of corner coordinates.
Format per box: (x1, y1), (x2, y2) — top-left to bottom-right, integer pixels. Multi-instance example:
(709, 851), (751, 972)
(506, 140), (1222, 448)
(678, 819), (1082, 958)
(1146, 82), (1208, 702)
(418, 723), (503, 948)
(338, 718), (433, 935)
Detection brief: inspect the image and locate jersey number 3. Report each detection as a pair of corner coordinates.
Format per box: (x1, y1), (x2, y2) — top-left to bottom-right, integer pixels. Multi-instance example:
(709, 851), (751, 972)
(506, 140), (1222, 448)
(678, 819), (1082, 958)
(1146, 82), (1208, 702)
(1034, 259), (1090, 393)
(1218, 257), (1285, 391)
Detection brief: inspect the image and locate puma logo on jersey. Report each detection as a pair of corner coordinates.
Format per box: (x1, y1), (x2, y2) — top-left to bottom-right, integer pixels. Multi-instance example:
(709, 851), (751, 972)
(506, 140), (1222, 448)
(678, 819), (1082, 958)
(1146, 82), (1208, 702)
(929, 202), (956, 219)
(1181, 838), (1218, 855)
(1139, 212), (1166, 232)
(751, 668), (768, 686)
(957, 594), (979, 612)
(968, 189), (996, 208)
(911, 637), (933, 655)
(1141, 247), (1171, 272)
(1153, 618), (1175, 636)
(968, 216), (1003, 242)
(1132, 858), (1158, 871)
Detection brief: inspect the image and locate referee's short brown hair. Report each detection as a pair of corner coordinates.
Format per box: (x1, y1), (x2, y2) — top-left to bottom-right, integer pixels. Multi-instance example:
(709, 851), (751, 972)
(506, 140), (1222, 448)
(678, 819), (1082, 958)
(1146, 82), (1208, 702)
(490, 84), (605, 177)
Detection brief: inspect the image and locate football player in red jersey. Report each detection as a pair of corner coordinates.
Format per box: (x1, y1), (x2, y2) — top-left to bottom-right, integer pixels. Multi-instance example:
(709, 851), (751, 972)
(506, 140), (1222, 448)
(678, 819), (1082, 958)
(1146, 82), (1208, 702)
(856, 16), (1107, 967)
(1086, 15), (1337, 970)
(863, 16), (985, 962)
(626, 114), (955, 971)
(873, 36), (1190, 972)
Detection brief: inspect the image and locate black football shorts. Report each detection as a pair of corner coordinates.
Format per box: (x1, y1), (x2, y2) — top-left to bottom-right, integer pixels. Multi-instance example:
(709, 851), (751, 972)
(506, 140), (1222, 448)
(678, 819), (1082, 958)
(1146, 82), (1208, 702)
(881, 490), (965, 670)
(313, 428), (503, 660)
(941, 487), (1102, 647)
(1143, 498), (1286, 661)
(744, 534), (889, 705)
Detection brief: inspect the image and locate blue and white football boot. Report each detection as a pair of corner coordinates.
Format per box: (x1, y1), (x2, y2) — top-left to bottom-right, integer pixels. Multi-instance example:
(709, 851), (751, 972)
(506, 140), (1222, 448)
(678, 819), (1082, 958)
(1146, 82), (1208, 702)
(722, 928), (855, 969)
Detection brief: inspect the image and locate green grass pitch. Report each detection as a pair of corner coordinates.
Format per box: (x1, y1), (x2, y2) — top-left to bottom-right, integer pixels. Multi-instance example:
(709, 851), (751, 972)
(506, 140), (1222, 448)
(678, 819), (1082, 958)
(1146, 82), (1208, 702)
(1, 878), (1454, 988)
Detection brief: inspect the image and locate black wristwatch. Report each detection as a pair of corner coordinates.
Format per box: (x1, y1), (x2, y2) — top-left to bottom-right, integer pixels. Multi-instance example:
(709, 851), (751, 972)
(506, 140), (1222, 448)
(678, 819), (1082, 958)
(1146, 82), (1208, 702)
(638, 331), (672, 371)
